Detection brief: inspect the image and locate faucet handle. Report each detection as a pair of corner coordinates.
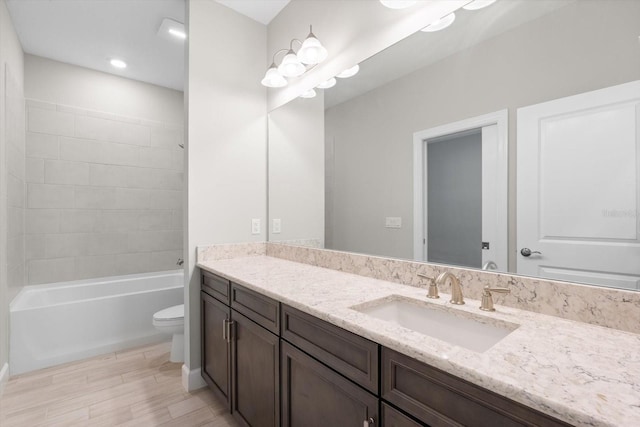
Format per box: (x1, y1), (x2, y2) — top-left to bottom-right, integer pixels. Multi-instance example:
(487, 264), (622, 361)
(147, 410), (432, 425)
(480, 286), (510, 312)
(417, 273), (439, 299)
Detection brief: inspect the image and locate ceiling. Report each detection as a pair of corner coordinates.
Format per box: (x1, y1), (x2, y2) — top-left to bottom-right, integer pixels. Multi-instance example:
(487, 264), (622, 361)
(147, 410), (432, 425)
(216, 0), (290, 25)
(6, 0), (186, 91)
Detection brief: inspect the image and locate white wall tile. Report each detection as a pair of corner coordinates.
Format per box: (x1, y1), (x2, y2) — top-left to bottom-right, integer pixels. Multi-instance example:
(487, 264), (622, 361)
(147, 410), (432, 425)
(28, 107), (75, 137)
(127, 230), (182, 252)
(45, 233), (83, 258)
(28, 258), (75, 285)
(26, 132), (59, 159)
(59, 137), (102, 163)
(139, 147), (176, 169)
(7, 236), (24, 268)
(115, 252), (154, 275)
(150, 250), (183, 271)
(74, 255), (117, 279)
(26, 209), (60, 234)
(44, 160), (90, 185)
(26, 235), (47, 260)
(125, 168), (182, 190)
(7, 174), (24, 208)
(74, 187), (116, 209)
(139, 211), (173, 231)
(82, 233), (129, 256)
(75, 115), (150, 146)
(97, 211), (139, 232)
(59, 209), (100, 233)
(28, 184), (75, 209)
(89, 164), (129, 187)
(7, 142), (25, 180)
(148, 189), (181, 210)
(8, 206), (24, 237)
(26, 158), (45, 183)
(114, 188), (149, 210)
(102, 142), (139, 166)
(150, 126), (183, 149)
(171, 209), (183, 231)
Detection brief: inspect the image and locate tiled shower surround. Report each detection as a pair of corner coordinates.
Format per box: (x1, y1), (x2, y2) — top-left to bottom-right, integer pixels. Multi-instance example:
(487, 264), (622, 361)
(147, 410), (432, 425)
(24, 99), (184, 285)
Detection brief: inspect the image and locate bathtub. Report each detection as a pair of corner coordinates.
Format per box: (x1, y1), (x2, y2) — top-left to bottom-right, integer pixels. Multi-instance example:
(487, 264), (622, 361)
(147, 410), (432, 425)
(10, 270), (183, 375)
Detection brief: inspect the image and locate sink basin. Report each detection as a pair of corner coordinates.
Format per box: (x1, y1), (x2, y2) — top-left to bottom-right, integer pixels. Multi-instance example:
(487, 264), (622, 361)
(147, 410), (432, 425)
(353, 296), (519, 353)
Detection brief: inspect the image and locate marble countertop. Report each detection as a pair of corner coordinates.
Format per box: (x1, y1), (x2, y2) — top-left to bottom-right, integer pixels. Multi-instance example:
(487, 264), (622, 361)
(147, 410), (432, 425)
(198, 255), (640, 427)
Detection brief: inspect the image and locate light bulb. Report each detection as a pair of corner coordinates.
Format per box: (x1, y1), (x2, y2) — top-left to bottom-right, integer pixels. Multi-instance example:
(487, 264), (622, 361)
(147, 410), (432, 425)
(336, 64), (360, 79)
(297, 31), (328, 65)
(261, 64), (287, 88)
(421, 13), (456, 32)
(300, 89), (317, 99)
(278, 50), (306, 77)
(316, 78), (337, 89)
(463, 0), (497, 11)
(110, 59), (127, 69)
(380, 0), (417, 9)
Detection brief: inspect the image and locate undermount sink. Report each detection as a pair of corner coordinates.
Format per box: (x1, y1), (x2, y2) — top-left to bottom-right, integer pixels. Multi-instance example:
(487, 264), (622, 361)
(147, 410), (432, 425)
(353, 296), (519, 353)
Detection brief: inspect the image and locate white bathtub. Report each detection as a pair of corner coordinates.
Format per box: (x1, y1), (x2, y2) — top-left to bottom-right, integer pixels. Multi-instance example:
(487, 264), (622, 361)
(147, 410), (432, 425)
(10, 270), (183, 375)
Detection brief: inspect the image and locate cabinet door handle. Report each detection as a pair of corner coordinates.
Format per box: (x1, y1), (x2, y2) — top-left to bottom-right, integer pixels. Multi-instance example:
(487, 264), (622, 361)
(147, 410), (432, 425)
(225, 320), (234, 343)
(222, 319), (228, 341)
(363, 417), (375, 427)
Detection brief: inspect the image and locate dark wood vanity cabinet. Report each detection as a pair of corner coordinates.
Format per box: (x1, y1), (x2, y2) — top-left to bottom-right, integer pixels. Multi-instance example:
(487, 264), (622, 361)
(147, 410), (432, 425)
(201, 290), (231, 409)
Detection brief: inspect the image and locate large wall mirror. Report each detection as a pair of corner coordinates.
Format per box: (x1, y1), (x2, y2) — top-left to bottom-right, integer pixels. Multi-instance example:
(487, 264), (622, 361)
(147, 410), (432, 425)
(268, 0), (640, 291)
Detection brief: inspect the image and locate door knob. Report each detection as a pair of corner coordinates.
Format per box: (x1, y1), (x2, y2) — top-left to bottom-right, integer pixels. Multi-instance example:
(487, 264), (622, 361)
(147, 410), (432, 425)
(520, 248), (542, 257)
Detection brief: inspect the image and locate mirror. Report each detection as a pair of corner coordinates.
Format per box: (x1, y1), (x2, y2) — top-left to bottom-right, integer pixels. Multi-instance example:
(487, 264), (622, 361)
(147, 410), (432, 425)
(268, 0), (640, 291)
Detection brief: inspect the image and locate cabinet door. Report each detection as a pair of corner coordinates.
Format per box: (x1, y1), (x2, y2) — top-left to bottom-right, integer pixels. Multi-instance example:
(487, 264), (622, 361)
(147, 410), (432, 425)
(231, 311), (280, 427)
(382, 403), (426, 427)
(282, 341), (378, 427)
(201, 291), (231, 410)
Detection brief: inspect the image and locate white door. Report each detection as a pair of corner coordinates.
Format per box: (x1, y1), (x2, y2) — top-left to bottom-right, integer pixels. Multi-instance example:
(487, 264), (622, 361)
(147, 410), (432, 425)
(517, 80), (640, 290)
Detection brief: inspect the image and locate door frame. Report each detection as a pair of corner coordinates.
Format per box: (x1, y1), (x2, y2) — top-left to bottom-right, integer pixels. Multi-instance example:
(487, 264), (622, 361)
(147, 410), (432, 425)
(412, 109), (508, 268)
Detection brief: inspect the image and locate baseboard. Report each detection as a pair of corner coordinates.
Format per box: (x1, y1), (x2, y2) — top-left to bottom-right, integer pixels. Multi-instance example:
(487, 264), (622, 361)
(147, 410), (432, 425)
(181, 364), (206, 392)
(0, 363), (9, 397)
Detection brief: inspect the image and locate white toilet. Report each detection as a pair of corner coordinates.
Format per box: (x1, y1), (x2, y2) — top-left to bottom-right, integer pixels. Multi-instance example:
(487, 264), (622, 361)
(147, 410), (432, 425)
(153, 304), (184, 363)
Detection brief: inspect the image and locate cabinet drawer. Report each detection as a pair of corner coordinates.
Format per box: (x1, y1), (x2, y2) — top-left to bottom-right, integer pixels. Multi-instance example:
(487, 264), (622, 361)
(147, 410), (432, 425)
(382, 348), (571, 427)
(231, 283), (280, 334)
(281, 305), (379, 394)
(201, 270), (230, 305)
(281, 341), (378, 427)
(382, 403), (425, 427)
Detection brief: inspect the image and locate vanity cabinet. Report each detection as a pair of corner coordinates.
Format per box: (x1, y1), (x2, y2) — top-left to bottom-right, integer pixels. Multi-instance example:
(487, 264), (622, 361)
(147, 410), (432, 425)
(201, 290), (231, 409)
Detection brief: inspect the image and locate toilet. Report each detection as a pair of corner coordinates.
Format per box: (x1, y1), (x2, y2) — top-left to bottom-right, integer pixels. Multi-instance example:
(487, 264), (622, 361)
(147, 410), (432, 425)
(153, 304), (184, 363)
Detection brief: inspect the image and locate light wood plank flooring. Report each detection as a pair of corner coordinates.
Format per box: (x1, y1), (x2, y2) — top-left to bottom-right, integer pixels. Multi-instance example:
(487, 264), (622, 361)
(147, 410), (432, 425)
(0, 341), (240, 426)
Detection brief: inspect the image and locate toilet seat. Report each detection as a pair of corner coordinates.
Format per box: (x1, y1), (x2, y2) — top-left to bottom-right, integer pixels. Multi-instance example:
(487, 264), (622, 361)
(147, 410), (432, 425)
(153, 304), (184, 328)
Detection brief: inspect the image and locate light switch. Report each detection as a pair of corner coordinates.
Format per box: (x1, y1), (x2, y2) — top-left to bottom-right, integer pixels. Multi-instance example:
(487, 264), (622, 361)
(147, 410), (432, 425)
(272, 218), (282, 234)
(251, 218), (261, 235)
(385, 217), (402, 228)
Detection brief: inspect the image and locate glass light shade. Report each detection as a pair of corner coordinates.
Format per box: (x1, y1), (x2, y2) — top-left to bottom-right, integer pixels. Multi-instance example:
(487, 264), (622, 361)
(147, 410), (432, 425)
(316, 78), (337, 89)
(379, 0), (417, 9)
(297, 35), (328, 65)
(278, 51), (306, 77)
(421, 13), (456, 32)
(336, 64), (360, 79)
(261, 65), (287, 88)
(300, 89), (317, 99)
(463, 0), (497, 11)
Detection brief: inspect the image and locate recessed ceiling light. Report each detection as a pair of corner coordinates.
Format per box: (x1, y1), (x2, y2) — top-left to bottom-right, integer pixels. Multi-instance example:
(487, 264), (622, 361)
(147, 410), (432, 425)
(168, 28), (187, 40)
(336, 64), (360, 79)
(300, 89), (317, 99)
(463, 0), (497, 11)
(110, 59), (127, 69)
(380, 0), (417, 9)
(158, 18), (186, 42)
(421, 13), (456, 32)
(317, 78), (337, 89)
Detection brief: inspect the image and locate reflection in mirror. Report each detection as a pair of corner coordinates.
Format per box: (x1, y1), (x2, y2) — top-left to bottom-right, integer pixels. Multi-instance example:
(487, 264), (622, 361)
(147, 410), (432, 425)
(268, 0), (640, 291)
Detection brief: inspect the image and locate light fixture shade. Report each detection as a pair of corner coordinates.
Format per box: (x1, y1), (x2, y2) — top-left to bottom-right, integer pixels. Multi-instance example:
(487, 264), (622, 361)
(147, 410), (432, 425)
(300, 89), (317, 99)
(261, 65), (287, 88)
(297, 34), (328, 65)
(278, 50), (306, 77)
(463, 0), (497, 11)
(336, 64), (360, 79)
(421, 13), (456, 32)
(380, 0), (417, 9)
(316, 78), (337, 89)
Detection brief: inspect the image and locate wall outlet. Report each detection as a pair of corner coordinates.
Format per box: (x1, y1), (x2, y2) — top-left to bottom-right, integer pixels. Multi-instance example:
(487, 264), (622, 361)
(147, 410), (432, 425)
(385, 217), (402, 228)
(272, 218), (282, 234)
(251, 218), (261, 235)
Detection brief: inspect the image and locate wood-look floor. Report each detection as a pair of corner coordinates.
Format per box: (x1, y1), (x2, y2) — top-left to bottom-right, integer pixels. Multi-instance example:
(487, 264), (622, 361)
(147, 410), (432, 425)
(0, 341), (240, 427)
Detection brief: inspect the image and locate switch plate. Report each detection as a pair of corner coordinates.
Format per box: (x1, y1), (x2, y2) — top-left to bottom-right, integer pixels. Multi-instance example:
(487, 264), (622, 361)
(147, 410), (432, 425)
(251, 218), (261, 235)
(272, 218), (282, 234)
(385, 217), (402, 228)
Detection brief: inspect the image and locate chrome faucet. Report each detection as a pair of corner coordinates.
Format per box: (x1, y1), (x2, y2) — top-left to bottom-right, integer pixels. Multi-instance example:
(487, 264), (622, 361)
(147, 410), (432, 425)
(176, 258), (184, 266)
(436, 272), (464, 305)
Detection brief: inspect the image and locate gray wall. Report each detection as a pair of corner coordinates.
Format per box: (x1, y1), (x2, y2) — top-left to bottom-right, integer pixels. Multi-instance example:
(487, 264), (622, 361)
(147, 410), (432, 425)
(325, 0), (640, 266)
(23, 56), (184, 285)
(0, 0), (24, 382)
(427, 132), (481, 268)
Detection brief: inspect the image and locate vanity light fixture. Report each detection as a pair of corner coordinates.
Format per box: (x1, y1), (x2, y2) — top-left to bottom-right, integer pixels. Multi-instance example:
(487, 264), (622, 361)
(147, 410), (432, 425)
(421, 13), (456, 32)
(336, 64), (360, 78)
(110, 58), (127, 69)
(463, 0), (497, 11)
(300, 89), (317, 99)
(380, 0), (417, 9)
(316, 77), (337, 89)
(261, 25), (328, 88)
